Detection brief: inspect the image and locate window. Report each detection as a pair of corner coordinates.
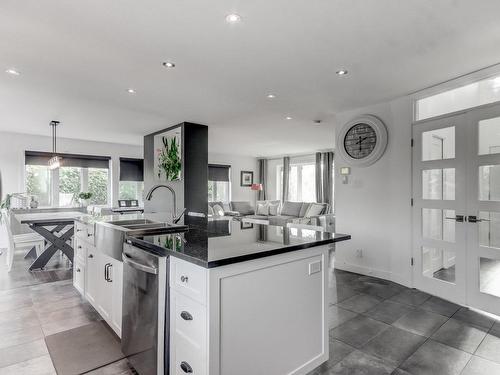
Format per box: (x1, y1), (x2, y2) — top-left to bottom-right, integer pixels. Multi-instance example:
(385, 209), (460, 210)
(416, 74), (500, 121)
(208, 164), (231, 203)
(25, 151), (111, 207)
(119, 158), (144, 205)
(119, 181), (144, 205)
(276, 162), (316, 202)
(25, 165), (52, 207)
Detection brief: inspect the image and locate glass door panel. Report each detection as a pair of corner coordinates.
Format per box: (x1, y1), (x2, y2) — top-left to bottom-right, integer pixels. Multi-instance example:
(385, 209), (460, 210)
(467, 108), (500, 315)
(413, 114), (467, 304)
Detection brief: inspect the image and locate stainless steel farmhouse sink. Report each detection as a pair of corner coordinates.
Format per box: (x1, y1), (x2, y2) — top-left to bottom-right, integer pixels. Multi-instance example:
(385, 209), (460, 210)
(95, 219), (188, 260)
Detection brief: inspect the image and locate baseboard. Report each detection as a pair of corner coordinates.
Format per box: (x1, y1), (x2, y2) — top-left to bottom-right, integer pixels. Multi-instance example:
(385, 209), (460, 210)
(333, 260), (412, 288)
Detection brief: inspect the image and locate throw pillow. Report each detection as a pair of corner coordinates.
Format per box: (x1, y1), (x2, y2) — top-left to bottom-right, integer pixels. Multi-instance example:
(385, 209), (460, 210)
(305, 203), (325, 217)
(256, 203), (269, 216)
(268, 203), (279, 216)
(208, 205), (214, 216)
(213, 204), (225, 217)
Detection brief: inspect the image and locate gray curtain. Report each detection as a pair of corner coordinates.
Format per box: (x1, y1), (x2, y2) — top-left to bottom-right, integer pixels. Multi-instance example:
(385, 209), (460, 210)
(321, 152), (334, 206)
(282, 156), (290, 202)
(258, 159), (267, 201)
(315, 152), (322, 203)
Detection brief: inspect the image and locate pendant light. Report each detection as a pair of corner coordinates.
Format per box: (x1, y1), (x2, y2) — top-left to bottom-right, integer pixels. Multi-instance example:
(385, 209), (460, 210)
(48, 120), (62, 170)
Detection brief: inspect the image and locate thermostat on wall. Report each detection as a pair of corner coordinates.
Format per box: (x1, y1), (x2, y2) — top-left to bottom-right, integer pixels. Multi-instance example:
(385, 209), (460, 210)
(340, 167), (351, 175)
(340, 167), (351, 184)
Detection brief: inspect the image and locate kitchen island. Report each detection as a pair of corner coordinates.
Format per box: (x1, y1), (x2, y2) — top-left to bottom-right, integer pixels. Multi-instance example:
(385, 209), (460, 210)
(126, 217), (350, 375)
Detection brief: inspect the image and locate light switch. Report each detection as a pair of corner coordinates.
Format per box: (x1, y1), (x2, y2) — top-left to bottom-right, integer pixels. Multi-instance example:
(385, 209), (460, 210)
(309, 261), (322, 275)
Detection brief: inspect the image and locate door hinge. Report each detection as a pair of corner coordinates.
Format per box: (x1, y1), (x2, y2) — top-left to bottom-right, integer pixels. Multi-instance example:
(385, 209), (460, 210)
(411, 257), (414, 266)
(411, 138), (414, 148)
(410, 198), (414, 206)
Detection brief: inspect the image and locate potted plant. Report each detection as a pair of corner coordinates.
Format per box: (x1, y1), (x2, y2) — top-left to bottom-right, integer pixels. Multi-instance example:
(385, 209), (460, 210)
(78, 192), (93, 207)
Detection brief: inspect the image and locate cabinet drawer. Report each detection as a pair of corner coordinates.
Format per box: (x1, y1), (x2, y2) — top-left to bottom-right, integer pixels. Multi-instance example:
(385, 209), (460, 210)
(170, 258), (207, 304)
(75, 221), (87, 240)
(75, 221), (95, 245)
(74, 240), (86, 263)
(73, 260), (85, 295)
(172, 291), (207, 347)
(172, 333), (206, 375)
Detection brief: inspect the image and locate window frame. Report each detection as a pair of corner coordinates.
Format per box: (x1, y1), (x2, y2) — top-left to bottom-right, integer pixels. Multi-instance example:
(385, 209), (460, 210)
(24, 160), (111, 208)
(208, 164), (231, 203)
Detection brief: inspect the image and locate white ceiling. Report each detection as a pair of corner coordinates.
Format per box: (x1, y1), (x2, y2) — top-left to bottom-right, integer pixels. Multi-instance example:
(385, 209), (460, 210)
(1, 0), (500, 156)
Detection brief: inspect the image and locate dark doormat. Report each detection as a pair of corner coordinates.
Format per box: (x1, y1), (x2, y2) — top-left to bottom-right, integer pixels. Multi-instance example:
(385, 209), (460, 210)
(45, 321), (125, 375)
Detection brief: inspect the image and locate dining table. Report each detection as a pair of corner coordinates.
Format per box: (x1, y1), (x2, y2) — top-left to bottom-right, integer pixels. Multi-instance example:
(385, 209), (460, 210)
(15, 211), (88, 271)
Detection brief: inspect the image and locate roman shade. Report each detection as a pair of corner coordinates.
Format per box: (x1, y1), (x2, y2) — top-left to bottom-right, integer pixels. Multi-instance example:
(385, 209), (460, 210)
(208, 164), (230, 182)
(25, 151), (110, 169)
(119, 157), (144, 181)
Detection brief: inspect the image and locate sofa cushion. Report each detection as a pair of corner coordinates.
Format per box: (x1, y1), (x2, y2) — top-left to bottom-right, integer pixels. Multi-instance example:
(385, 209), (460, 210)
(208, 205), (214, 216)
(306, 203), (326, 217)
(280, 201), (303, 217)
(230, 201), (255, 215)
(299, 203), (311, 217)
(256, 203), (269, 216)
(269, 203), (279, 216)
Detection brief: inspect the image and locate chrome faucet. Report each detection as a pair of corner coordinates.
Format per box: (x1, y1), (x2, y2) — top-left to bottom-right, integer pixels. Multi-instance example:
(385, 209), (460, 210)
(145, 184), (178, 222)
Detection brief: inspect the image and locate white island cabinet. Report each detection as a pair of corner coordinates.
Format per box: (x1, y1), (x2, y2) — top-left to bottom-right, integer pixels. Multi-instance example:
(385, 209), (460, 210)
(170, 245), (329, 375)
(73, 220), (123, 338)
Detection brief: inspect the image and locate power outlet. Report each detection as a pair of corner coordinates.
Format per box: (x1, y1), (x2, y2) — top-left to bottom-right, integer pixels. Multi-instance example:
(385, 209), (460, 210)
(356, 249), (363, 258)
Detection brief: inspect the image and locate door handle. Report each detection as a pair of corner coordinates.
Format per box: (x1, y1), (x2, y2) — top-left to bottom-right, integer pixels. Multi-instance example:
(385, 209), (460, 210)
(122, 253), (158, 274)
(467, 216), (490, 223)
(180, 311), (193, 321)
(104, 263), (108, 281)
(180, 361), (193, 373)
(107, 263), (113, 282)
(445, 215), (464, 222)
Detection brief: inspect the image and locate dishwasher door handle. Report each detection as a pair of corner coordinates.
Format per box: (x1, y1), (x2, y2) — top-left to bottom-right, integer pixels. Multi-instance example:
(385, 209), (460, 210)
(122, 253), (158, 274)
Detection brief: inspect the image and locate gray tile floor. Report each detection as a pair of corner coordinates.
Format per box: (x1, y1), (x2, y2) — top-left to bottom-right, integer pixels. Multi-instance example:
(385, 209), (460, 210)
(308, 269), (500, 375)
(2, 247), (500, 374)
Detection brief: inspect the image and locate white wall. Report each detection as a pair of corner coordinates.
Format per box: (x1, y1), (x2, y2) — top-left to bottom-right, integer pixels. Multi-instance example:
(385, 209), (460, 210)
(0, 131), (143, 206)
(334, 96), (414, 287)
(208, 152), (258, 205)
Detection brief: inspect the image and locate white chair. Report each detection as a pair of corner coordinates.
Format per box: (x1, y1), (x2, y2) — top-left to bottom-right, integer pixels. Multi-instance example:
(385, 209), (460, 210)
(1, 210), (45, 271)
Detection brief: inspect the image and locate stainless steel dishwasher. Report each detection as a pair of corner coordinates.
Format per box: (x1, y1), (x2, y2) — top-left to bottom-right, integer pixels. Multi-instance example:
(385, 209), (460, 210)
(122, 242), (168, 375)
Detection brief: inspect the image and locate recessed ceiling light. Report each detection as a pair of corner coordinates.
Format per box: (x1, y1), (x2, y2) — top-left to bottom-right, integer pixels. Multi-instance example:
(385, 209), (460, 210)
(286, 116), (293, 120)
(5, 68), (20, 76)
(225, 13), (241, 24)
(336, 69), (348, 76)
(127, 88), (136, 94)
(267, 93), (276, 99)
(162, 61), (175, 68)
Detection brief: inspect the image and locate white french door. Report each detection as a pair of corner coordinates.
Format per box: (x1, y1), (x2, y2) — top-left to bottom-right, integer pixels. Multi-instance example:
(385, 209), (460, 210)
(413, 113), (467, 305)
(413, 102), (500, 315)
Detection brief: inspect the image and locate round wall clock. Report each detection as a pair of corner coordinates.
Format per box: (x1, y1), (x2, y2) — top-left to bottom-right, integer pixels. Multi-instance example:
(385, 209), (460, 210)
(336, 115), (388, 167)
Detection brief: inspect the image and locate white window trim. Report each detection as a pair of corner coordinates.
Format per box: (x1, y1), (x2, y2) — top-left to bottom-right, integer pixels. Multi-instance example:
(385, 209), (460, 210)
(412, 64), (500, 123)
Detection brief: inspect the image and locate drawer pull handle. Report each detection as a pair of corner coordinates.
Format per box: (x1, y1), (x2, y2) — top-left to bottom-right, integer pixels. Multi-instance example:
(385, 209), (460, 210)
(180, 361), (193, 373)
(180, 311), (193, 321)
(180, 275), (189, 283)
(76, 268), (81, 272)
(78, 245), (82, 249)
(88, 254), (94, 258)
(76, 229), (82, 232)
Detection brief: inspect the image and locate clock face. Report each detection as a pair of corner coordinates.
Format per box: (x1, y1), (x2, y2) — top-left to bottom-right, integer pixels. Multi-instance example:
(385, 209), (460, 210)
(343, 123), (377, 159)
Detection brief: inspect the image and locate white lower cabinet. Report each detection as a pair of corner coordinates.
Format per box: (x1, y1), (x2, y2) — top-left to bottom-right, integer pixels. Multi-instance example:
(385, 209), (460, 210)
(74, 220), (123, 338)
(169, 245), (329, 375)
(73, 258), (85, 295)
(85, 245), (100, 306)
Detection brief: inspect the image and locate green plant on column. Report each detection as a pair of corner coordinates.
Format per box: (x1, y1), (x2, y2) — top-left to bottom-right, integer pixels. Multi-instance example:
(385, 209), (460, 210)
(157, 136), (181, 181)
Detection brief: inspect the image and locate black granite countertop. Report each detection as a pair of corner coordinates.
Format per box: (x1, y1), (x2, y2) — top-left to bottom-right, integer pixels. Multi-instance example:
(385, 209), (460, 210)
(126, 217), (351, 268)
